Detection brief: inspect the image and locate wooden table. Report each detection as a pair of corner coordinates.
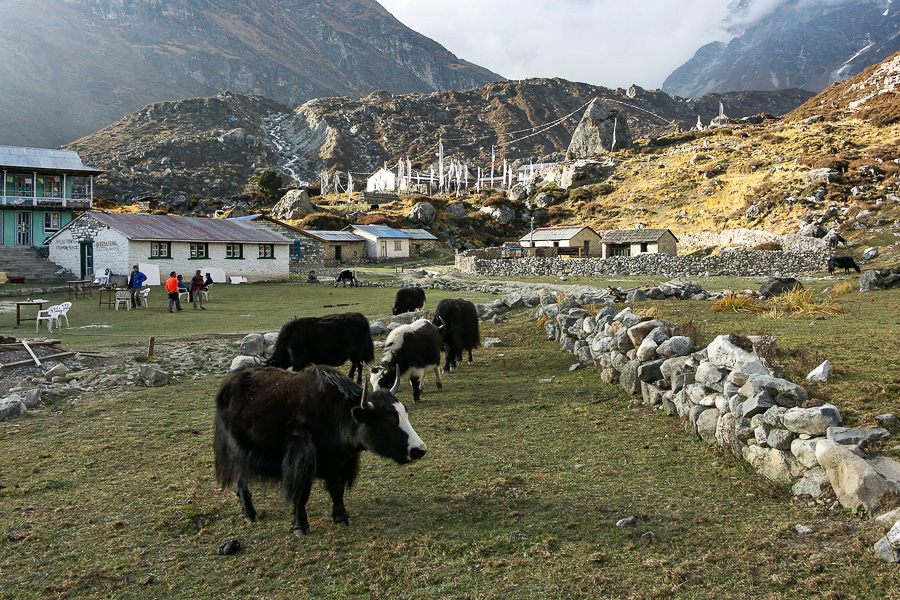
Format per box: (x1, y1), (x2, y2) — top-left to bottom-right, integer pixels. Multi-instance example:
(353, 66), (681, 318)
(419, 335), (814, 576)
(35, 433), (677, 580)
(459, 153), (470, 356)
(15, 300), (46, 326)
(98, 288), (117, 308)
(68, 280), (93, 299)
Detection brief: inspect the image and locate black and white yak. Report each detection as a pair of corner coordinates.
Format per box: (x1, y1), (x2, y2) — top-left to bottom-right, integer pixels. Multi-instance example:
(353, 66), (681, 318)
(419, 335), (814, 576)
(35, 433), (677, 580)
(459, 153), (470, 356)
(215, 366), (426, 536)
(827, 256), (860, 275)
(432, 298), (480, 373)
(334, 269), (359, 287)
(267, 312), (374, 383)
(370, 319), (442, 403)
(392, 287), (426, 315)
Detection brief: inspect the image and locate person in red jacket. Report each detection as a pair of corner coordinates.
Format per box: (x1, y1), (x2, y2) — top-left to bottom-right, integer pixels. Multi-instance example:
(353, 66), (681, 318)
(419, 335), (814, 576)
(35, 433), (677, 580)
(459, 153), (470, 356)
(165, 271), (183, 313)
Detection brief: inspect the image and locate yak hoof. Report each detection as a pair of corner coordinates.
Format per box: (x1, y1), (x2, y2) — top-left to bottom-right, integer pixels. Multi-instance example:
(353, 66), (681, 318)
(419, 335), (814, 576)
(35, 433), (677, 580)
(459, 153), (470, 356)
(292, 525), (311, 537)
(337, 519), (351, 528)
(243, 513), (259, 524)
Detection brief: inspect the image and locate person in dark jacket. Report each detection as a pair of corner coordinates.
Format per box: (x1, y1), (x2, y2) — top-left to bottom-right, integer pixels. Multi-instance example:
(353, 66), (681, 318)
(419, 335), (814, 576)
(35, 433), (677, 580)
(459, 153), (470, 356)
(190, 269), (206, 310)
(128, 265), (147, 308)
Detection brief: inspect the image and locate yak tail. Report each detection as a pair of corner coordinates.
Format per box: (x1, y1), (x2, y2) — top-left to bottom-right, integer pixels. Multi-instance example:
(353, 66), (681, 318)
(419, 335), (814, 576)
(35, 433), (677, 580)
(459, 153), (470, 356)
(214, 410), (245, 490)
(281, 432), (317, 507)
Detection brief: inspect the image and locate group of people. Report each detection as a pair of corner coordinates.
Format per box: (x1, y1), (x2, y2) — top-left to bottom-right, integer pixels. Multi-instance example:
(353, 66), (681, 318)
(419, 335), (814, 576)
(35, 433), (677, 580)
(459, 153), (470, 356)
(127, 265), (212, 313)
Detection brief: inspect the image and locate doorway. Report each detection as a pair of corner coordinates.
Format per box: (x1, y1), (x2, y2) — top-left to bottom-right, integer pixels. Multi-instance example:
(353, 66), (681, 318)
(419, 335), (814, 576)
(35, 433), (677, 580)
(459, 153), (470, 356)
(335, 245), (342, 262)
(15, 211), (32, 245)
(80, 242), (94, 279)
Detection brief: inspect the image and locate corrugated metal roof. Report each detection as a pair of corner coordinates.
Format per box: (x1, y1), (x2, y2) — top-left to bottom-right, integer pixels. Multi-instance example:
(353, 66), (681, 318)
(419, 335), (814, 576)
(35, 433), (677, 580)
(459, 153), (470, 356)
(519, 226), (598, 242)
(601, 229), (677, 244)
(0, 146), (104, 174)
(302, 230), (366, 243)
(84, 212), (292, 243)
(228, 214), (304, 233)
(402, 228), (438, 240)
(347, 224), (412, 239)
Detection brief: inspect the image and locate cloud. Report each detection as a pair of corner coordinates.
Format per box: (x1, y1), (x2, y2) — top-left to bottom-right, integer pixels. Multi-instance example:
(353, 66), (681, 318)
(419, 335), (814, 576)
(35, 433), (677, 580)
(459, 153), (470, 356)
(378, 0), (741, 88)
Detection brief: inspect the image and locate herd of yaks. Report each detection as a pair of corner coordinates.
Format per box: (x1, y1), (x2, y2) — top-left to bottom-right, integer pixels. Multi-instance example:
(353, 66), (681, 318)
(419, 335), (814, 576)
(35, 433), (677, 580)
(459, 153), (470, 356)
(214, 287), (480, 536)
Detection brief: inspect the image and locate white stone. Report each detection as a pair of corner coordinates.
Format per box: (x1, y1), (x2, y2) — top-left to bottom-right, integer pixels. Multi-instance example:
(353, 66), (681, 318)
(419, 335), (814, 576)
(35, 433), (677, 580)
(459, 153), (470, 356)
(815, 440), (892, 513)
(806, 360), (832, 382)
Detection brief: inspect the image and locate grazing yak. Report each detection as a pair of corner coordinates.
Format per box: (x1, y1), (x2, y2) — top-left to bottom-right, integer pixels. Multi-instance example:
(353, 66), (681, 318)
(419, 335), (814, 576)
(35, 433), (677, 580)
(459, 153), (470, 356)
(827, 256), (860, 275)
(432, 298), (480, 373)
(334, 269), (359, 287)
(392, 287), (426, 315)
(267, 312), (374, 383)
(215, 366), (427, 536)
(371, 319), (442, 403)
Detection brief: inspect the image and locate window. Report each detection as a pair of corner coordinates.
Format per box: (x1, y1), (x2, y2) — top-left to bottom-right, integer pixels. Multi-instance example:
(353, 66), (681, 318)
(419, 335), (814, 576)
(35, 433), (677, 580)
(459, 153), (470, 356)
(610, 246), (630, 257)
(150, 241), (171, 258)
(393, 240), (402, 251)
(290, 241), (302, 259)
(640, 242), (649, 253)
(190, 243), (208, 259)
(44, 212), (61, 232)
(43, 176), (61, 198)
(226, 243), (243, 259)
(258, 244), (274, 259)
(11, 173), (33, 196)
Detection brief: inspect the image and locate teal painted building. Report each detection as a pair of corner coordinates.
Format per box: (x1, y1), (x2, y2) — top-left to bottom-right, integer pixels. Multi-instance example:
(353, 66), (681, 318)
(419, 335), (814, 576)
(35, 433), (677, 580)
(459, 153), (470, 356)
(0, 146), (103, 247)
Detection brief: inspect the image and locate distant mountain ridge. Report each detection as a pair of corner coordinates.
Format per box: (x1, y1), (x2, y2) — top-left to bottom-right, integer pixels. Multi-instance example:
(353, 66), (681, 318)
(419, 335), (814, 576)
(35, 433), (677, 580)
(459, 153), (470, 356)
(663, 0), (900, 98)
(0, 0), (501, 147)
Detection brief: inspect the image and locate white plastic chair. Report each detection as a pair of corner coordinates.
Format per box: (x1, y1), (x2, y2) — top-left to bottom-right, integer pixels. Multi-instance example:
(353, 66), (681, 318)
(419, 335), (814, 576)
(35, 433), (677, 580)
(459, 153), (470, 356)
(139, 287), (151, 308)
(178, 289), (190, 303)
(57, 302), (72, 327)
(201, 283), (213, 302)
(36, 305), (63, 332)
(114, 290), (131, 311)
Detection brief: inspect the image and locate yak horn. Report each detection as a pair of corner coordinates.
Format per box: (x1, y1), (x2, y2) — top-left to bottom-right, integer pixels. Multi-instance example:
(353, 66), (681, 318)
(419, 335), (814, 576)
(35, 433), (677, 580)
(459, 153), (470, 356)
(361, 372), (374, 410)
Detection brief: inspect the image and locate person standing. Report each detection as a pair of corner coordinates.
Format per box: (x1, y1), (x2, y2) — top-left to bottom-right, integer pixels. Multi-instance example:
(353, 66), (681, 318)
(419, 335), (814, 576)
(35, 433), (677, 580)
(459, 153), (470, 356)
(128, 265), (147, 308)
(165, 271), (183, 313)
(190, 269), (206, 310)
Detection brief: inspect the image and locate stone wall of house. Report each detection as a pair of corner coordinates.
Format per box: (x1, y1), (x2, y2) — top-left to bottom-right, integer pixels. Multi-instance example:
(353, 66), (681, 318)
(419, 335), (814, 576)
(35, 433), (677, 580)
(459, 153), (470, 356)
(456, 248), (829, 277)
(48, 217), (128, 277)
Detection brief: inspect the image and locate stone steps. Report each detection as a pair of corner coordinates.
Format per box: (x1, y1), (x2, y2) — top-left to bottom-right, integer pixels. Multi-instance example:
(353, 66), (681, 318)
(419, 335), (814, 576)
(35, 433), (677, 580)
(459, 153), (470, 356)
(0, 247), (77, 283)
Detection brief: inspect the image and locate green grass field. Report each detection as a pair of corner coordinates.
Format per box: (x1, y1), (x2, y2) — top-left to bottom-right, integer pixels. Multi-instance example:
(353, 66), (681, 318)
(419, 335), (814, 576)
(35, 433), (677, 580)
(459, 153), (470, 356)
(1, 276), (899, 599)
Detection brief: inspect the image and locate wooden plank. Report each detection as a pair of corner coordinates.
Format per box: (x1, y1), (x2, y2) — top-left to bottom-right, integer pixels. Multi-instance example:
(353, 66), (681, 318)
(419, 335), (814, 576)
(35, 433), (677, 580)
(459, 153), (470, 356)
(0, 341), (61, 352)
(0, 351), (76, 371)
(20, 340), (42, 367)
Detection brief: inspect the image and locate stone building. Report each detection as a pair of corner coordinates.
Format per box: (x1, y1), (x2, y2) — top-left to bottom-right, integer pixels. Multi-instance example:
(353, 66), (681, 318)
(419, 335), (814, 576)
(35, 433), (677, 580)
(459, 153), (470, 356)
(600, 229), (678, 258)
(343, 224), (411, 260)
(404, 228), (439, 256)
(302, 230), (367, 265)
(229, 214), (323, 272)
(47, 211), (291, 281)
(518, 226), (603, 257)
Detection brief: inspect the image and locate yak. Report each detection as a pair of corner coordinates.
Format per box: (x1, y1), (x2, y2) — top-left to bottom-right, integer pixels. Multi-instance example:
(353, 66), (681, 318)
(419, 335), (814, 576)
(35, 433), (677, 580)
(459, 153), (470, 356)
(827, 256), (860, 275)
(334, 269), (359, 287)
(371, 319), (442, 403)
(267, 312), (374, 383)
(392, 287), (426, 315)
(432, 298), (480, 373)
(215, 366), (427, 536)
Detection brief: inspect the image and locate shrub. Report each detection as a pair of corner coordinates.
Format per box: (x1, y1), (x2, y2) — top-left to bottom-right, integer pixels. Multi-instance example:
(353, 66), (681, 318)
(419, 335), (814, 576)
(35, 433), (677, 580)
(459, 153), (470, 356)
(357, 213), (400, 227)
(766, 286), (844, 317)
(296, 212), (348, 230)
(830, 281), (854, 297)
(677, 320), (704, 347)
(751, 241), (782, 251)
(712, 293), (764, 313)
(257, 169), (283, 199)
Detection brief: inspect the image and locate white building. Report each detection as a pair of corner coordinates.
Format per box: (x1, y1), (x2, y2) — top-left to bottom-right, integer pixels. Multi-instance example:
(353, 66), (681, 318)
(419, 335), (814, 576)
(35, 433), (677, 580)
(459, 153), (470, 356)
(47, 211), (292, 282)
(343, 224), (411, 260)
(366, 167), (407, 193)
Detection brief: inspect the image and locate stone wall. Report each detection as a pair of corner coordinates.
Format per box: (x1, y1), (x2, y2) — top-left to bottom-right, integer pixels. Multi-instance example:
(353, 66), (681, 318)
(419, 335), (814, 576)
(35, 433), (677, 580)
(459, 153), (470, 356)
(456, 247), (829, 278)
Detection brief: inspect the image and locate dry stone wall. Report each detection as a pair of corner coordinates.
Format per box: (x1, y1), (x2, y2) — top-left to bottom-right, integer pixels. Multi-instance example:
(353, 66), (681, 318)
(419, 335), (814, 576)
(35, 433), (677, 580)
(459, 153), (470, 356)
(456, 248), (828, 278)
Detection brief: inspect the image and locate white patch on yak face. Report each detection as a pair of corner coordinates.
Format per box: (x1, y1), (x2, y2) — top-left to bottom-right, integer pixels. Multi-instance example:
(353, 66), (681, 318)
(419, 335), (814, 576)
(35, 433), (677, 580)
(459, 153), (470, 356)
(394, 402), (426, 457)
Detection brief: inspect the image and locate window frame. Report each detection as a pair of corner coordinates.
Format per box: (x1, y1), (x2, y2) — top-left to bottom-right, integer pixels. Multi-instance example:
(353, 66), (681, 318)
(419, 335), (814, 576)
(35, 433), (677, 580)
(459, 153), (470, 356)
(225, 243), (243, 259)
(150, 241), (172, 259)
(43, 211), (61, 232)
(258, 244), (275, 259)
(189, 242), (209, 259)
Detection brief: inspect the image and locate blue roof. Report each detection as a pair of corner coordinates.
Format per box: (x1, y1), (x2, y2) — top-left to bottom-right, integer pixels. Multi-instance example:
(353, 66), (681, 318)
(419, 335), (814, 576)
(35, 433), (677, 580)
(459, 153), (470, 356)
(348, 224), (412, 239)
(230, 214), (262, 220)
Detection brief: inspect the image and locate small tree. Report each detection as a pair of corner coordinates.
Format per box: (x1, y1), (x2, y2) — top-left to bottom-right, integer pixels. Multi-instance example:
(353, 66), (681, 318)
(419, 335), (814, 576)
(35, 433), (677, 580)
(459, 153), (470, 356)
(257, 169), (283, 200)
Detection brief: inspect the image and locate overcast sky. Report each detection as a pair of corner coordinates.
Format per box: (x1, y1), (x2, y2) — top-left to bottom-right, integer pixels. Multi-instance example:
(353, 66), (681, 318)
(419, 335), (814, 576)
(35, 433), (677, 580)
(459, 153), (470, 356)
(376, 0), (799, 89)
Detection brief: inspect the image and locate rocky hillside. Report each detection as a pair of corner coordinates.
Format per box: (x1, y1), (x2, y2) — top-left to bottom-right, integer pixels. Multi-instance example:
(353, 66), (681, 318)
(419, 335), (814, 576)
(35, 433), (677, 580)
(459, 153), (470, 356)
(0, 0), (500, 147)
(664, 0), (900, 98)
(66, 79), (813, 202)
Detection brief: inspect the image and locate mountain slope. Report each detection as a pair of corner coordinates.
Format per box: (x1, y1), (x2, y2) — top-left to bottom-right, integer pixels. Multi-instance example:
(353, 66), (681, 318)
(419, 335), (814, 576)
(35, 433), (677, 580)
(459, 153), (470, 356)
(663, 0), (900, 98)
(64, 81), (813, 202)
(0, 0), (501, 147)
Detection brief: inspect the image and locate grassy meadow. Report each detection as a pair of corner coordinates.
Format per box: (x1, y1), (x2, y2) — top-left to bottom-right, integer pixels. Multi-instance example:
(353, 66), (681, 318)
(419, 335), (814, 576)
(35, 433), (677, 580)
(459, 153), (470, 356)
(1, 274), (899, 599)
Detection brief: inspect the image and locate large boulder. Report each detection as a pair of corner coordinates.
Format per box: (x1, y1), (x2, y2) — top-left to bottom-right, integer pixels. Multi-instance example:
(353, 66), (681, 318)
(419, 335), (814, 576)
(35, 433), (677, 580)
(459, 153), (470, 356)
(567, 98), (633, 158)
(409, 202), (437, 225)
(758, 277), (802, 298)
(271, 189), (318, 221)
(860, 269), (900, 292)
(805, 168), (840, 185)
(479, 205), (516, 225)
(816, 439), (893, 513)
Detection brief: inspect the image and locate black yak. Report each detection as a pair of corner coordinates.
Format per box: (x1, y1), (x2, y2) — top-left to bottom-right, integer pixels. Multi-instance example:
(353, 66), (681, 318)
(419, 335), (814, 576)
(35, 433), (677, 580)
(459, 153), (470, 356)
(827, 256), (860, 275)
(432, 298), (480, 373)
(267, 312), (374, 383)
(334, 269), (359, 287)
(392, 287), (427, 315)
(214, 366), (426, 536)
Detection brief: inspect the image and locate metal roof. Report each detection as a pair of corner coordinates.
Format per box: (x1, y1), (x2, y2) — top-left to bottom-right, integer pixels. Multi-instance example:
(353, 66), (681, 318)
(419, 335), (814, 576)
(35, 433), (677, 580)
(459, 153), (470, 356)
(601, 229), (677, 244)
(402, 228), (438, 240)
(519, 226), (599, 242)
(74, 212), (292, 243)
(0, 146), (104, 175)
(302, 230), (367, 243)
(228, 214), (305, 233)
(346, 224), (412, 239)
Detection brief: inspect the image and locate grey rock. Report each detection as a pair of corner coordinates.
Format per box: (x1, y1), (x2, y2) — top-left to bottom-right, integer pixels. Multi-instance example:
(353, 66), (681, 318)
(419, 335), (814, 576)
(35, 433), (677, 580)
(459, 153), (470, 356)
(0, 396), (27, 421)
(619, 359), (642, 395)
(816, 440), (892, 513)
(792, 468), (830, 498)
(635, 338), (658, 362)
(657, 336), (697, 359)
(759, 277), (802, 298)
(616, 516), (637, 528)
(230, 356), (260, 372)
(482, 337), (503, 348)
(637, 359), (666, 384)
(827, 427), (892, 446)
(695, 362), (729, 392)
(139, 365), (170, 387)
(271, 189), (317, 220)
(767, 428), (795, 451)
(805, 360), (832, 382)
(741, 391), (776, 419)
(805, 168), (840, 185)
(626, 289), (647, 303)
(782, 404), (843, 436)
(875, 522), (900, 563)
(743, 445), (804, 485)
(239, 333), (265, 356)
(739, 374), (808, 407)
(568, 98), (633, 158)
(44, 363), (68, 380)
(696, 408), (720, 444)
(409, 202), (437, 225)
(791, 438), (821, 469)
